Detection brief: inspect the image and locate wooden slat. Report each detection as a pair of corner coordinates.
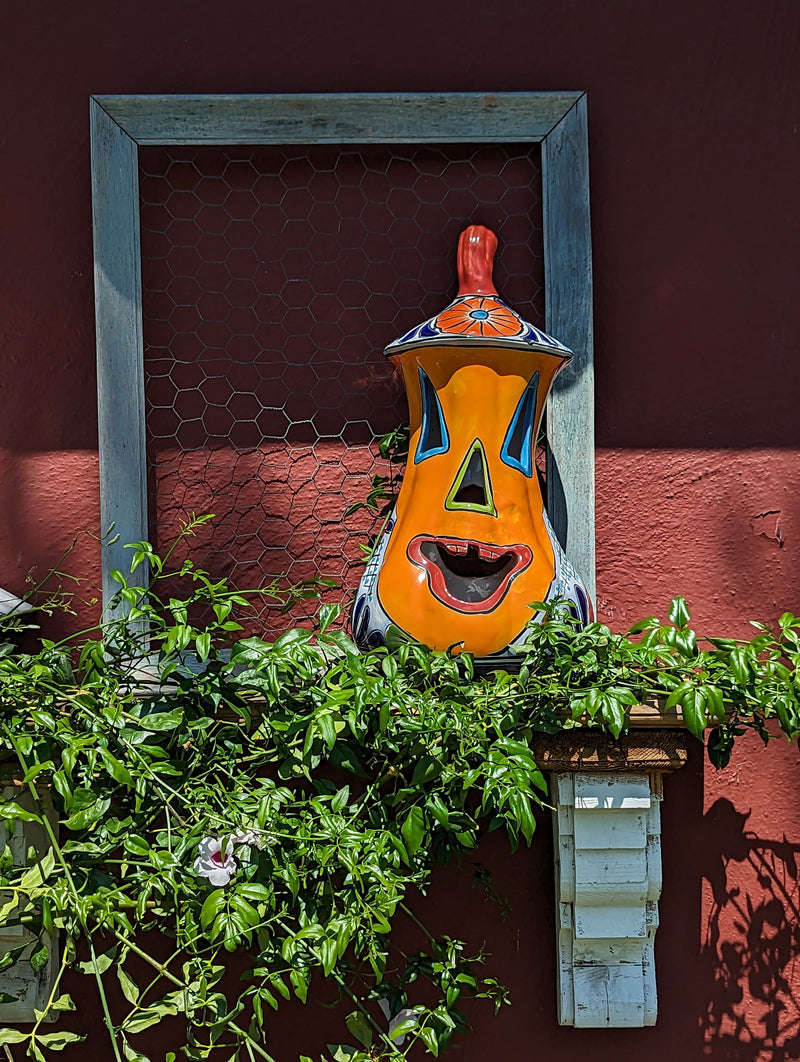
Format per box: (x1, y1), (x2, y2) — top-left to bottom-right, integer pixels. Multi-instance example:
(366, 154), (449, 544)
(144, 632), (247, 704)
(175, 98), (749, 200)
(90, 99), (150, 618)
(533, 729), (689, 773)
(92, 92), (584, 146)
(542, 93), (596, 604)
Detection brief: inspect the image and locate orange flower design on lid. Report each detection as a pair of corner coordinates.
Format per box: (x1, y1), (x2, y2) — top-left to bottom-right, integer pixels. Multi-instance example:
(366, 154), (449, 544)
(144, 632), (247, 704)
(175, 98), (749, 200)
(385, 225), (572, 358)
(435, 295), (523, 338)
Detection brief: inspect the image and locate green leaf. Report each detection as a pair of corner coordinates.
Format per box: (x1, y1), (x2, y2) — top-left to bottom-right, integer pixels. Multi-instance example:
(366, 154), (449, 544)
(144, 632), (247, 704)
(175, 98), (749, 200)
(319, 936), (338, 976)
(229, 895), (259, 929)
(273, 629), (312, 651)
(703, 684), (726, 723)
(195, 632), (212, 662)
(508, 791), (536, 845)
(581, 688), (603, 720)
(328, 1045), (368, 1062)
(117, 966), (141, 1004)
(290, 968), (308, 1003)
(33, 1031), (86, 1051)
(668, 596), (691, 628)
(319, 603), (341, 633)
(237, 883), (272, 903)
(682, 689), (708, 739)
(321, 629), (359, 656)
(389, 1017), (419, 1041)
(707, 726), (734, 769)
(123, 1039), (151, 1061)
(426, 793), (450, 828)
(381, 656), (398, 681)
(77, 948), (115, 975)
(29, 944), (49, 973)
(600, 694), (626, 739)
(665, 682), (692, 710)
(776, 696), (798, 737)
(675, 629), (697, 656)
(419, 1025), (439, 1056)
(0, 944), (28, 973)
(138, 709), (183, 732)
(50, 994), (76, 1012)
(378, 701), (390, 734)
(411, 755), (440, 785)
(123, 834), (150, 857)
(729, 647), (751, 684)
(123, 1007), (172, 1035)
(20, 851), (55, 892)
(200, 890), (226, 930)
(63, 796), (111, 831)
(345, 1010), (373, 1048)
(0, 802), (41, 824)
(100, 750), (134, 787)
(401, 806), (425, 857)
(0, 1029), (31, 1044)
(317, 712), (337, 750)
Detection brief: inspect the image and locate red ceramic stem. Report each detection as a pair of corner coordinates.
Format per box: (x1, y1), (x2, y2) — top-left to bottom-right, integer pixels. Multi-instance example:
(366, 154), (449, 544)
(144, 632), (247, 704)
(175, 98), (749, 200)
(456, 225), (498, 296)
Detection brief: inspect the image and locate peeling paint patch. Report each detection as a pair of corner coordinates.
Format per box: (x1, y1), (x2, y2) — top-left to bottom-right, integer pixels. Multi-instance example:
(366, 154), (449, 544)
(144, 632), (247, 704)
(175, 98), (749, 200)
(750, 510), (784, 546)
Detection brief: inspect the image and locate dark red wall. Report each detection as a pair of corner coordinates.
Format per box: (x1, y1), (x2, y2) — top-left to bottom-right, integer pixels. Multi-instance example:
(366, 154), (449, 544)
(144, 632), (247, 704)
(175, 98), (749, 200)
(1, 0), (799, 1057)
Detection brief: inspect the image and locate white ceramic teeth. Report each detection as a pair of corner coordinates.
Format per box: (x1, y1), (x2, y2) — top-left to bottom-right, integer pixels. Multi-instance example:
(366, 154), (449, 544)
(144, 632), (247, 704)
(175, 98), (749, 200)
(442, 541), (468, 556)
(438, 539), (506, 562)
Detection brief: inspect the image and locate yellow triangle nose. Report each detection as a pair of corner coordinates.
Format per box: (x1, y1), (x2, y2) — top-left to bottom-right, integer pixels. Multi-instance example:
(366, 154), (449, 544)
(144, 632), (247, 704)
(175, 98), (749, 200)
(445, 439), (496, 516)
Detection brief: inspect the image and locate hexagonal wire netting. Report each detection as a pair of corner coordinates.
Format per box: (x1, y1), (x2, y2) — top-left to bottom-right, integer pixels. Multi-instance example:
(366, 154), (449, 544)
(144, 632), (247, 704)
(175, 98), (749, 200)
(139, 143), (544, 636)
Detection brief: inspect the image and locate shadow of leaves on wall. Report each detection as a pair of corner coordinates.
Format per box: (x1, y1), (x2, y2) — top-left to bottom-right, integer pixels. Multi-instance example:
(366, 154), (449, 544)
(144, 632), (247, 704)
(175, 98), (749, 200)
(701, 797), (800, 1061)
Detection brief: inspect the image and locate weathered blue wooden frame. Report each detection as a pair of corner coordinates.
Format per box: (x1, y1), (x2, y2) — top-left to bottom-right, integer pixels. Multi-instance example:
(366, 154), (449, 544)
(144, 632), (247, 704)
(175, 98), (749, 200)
(90, 92), (594, 616)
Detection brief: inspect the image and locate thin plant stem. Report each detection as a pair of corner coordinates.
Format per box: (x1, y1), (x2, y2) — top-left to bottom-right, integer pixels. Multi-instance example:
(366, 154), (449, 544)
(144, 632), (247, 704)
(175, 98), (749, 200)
(275, 918), (406, 1061)
(29, 948), (69, 1039)
(88, 935), (124, 1062)
(398, 902), (436, 945)
(8, 734), (124, 1062)
(105, 930), (280, 1062)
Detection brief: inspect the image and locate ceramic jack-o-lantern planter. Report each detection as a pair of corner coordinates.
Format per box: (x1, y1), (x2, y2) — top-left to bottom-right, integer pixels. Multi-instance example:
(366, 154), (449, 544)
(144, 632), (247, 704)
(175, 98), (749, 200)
(352, 225), (591, 667)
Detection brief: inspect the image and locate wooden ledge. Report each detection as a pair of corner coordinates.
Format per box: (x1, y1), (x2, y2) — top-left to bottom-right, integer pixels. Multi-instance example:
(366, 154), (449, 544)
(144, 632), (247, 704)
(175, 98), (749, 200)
(627, 701), (691, 728)
(531, 728), (689, 773)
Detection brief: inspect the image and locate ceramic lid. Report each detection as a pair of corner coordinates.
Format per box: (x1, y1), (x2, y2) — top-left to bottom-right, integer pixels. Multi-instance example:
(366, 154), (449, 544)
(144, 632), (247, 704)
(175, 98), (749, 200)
(385, 225), (572, 360)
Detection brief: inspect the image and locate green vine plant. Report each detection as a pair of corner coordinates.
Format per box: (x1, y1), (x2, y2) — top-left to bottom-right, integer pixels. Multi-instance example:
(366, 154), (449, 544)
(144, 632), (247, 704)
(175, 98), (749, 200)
(343, 425), (409, 564)
(0, 533), (99, 658)
(0, 515), (799, 1060)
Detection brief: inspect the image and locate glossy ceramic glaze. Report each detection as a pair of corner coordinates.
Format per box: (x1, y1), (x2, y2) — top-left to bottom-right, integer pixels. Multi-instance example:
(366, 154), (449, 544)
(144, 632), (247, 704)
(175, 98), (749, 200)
(352, 225), (591, 665)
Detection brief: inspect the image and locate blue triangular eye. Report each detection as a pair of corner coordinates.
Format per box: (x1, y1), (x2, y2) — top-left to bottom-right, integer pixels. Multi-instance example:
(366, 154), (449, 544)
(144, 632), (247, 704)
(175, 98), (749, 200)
(500, 372), (539, 477)
(415, 367), (450, 463)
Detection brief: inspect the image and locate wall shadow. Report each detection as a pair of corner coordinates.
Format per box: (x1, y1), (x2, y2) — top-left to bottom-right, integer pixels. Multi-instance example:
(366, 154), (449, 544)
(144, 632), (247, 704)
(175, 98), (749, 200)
(700, 797), (800, 1060)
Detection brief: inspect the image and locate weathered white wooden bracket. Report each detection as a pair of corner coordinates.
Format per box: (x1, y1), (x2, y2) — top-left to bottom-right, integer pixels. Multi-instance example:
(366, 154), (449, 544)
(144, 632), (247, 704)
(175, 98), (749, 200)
(534, 729), (687, 1028)
(0, 786), (58, 1022)
(552, 771), (661, 1026)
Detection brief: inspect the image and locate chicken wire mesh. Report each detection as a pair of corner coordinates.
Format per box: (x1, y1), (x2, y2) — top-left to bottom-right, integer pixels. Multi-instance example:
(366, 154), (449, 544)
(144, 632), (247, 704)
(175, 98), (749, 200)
(139, 143), (544, 636)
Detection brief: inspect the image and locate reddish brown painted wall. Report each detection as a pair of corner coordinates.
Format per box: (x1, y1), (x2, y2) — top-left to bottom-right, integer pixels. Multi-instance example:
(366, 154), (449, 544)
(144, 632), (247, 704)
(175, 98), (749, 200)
(1, 0), (799, 1057)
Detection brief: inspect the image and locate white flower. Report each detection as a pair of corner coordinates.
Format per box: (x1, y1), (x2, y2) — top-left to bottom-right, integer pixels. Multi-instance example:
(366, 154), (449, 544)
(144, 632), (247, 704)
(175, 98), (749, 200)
(230, 829), (259, 848)
(377, 998), (421, 1045)
(194, 836), (237, 886)
(231, 827), (277, 849)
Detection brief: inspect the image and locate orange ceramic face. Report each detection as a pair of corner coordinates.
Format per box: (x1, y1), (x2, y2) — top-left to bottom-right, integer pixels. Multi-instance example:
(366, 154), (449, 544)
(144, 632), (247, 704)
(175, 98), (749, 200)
(376, 344), (562, 659)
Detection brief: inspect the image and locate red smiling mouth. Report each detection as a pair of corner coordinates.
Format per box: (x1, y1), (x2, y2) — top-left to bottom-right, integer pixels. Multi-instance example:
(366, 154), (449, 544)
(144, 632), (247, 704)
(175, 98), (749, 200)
(407, 535), (532, 614)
